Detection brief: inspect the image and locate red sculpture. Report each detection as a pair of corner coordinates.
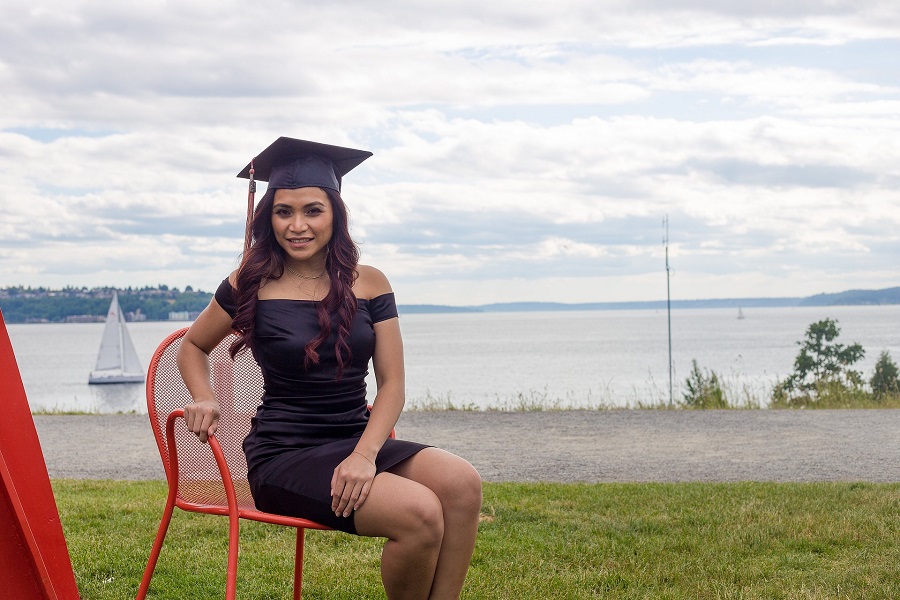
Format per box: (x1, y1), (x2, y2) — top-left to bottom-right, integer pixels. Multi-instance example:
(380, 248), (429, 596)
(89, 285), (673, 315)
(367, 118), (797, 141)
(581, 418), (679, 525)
(0, 310), (80, 599)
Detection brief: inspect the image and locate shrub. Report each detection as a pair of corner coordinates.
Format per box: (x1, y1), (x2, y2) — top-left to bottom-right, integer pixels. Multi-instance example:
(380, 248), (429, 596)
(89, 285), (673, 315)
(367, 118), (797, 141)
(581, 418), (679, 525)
(681, 359), (729, 409)
(870, 351), (900, 401)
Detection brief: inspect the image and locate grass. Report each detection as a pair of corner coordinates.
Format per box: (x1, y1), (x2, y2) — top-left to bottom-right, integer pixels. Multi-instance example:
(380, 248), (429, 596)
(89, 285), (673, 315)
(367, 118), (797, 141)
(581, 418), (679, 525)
(31, 406), (104, 415)
(55, 480), (900, 599)
(404, 387), (900, 411)
(406, 388), (621, 411)
(771, 380), (900, 409)
(31, 406), (139, 415)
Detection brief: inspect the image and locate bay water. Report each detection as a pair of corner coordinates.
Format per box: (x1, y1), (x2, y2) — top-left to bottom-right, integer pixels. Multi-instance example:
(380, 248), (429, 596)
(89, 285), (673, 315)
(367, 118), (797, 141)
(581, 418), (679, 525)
(6, 305), (900, 414)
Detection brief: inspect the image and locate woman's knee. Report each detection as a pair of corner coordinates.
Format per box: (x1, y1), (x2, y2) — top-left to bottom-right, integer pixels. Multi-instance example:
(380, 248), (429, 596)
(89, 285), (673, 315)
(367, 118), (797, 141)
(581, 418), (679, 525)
(457, 461), (483, 512)
(437, 459), (483, 516)
(404, 490), (445, 545)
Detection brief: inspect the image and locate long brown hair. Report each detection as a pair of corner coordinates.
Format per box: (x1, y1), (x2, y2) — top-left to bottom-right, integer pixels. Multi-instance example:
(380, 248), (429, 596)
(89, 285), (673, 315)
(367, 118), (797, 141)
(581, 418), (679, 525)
(230, 187), (359, 377)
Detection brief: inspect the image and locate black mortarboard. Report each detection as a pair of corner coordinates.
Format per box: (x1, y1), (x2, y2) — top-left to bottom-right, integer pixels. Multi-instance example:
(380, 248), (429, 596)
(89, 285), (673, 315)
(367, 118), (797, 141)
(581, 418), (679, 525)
(236, 137), (372, 253)
(237, 137), (372, 193)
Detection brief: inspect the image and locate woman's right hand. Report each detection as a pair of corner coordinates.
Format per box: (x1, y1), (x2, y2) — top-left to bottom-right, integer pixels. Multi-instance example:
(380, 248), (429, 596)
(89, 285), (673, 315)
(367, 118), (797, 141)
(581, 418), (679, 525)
(183, 400), (221, 443)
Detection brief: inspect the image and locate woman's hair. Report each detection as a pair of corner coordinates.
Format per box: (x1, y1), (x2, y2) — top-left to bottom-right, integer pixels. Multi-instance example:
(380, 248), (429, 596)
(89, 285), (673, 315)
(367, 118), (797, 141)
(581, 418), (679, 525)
(229, 187), (359, 378)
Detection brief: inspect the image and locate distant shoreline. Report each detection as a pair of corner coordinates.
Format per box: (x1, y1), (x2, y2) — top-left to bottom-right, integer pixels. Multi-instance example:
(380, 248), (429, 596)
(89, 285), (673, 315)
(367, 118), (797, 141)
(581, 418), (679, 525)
(400, 286), (900, 314)
(3, 285), (899, 322)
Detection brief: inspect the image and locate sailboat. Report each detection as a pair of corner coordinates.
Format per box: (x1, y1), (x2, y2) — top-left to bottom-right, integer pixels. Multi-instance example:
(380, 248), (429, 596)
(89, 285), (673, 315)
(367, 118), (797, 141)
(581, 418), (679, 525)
(737, 307), (745, 320)
(88, 292), (145, 384)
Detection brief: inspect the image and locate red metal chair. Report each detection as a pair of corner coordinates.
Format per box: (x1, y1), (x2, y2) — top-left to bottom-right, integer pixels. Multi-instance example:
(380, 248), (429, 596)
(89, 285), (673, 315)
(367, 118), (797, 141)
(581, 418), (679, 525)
(136, 327), (339, 599)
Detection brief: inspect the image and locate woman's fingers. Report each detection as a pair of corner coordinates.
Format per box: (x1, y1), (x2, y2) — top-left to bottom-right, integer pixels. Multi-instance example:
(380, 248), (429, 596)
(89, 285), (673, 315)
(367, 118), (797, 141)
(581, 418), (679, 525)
(184, 400), (220, 443)
(354, 479), (372, 511)
(345, 478), (373, 515)
(332, 479), (362, 517)
(338, 480), (368, 517)
(331, 455), (376, 516)
(201, 408), (219, 442)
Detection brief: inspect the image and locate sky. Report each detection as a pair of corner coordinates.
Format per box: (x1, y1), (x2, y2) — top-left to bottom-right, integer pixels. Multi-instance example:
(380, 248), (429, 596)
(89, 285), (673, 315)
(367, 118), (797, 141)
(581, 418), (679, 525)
(1, 0), (898, 306)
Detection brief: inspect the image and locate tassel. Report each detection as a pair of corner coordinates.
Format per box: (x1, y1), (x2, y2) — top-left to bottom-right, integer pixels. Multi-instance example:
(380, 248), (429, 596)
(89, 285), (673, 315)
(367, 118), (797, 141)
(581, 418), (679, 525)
(244, 160), (255, 255)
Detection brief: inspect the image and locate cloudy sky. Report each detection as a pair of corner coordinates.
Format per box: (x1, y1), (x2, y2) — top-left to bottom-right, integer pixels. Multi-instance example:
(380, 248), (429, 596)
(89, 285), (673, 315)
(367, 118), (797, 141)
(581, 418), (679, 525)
(1, 1), (898, 305)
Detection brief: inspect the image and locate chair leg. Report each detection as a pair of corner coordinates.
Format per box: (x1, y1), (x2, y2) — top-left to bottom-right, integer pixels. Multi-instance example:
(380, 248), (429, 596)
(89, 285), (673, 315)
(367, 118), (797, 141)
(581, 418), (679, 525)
(293, 527), (306, 599)
(135, 501), (176, 600)
(225, 512), (241, 600)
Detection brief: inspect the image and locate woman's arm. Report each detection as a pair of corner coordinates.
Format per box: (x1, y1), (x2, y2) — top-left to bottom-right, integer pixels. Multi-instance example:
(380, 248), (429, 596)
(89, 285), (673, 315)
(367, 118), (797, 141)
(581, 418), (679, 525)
(358, 317), (406, 457)
(331, 266), (405, 517)
(354, 265), (407, 452)
(177, 295), (235, 443)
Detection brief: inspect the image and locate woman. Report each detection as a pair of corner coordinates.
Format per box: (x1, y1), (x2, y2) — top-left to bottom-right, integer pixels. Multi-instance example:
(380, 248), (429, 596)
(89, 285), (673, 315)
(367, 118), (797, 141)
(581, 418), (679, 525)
(179, 137), (482, 599)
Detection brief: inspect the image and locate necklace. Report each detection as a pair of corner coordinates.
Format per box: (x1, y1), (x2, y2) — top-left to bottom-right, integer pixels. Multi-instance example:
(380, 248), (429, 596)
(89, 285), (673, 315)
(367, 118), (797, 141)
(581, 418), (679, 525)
(285, 263), (327, 280)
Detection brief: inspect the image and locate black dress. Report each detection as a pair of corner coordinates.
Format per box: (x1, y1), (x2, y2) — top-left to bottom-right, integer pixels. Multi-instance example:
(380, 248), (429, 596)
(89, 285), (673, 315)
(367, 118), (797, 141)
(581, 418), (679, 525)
(215, 279), (429, 533)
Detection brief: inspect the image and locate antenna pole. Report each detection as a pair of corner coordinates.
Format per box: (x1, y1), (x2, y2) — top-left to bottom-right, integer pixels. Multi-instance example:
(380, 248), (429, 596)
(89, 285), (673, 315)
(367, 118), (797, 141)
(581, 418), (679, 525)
(664, 215), (673, 407)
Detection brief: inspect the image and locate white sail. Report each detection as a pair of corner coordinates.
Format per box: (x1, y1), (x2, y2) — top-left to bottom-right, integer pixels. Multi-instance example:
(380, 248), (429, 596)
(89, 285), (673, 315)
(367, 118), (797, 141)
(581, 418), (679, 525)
(88, 292), (145, 384)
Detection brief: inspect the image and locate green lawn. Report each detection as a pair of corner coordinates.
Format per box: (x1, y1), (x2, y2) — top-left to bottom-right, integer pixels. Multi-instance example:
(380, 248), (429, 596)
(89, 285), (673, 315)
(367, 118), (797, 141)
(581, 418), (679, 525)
(55, 480), (899, 599)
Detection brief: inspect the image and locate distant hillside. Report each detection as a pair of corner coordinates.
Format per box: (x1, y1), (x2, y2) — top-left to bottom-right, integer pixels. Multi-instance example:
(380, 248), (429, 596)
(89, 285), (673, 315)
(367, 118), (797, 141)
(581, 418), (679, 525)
(0, 286), (212, 323)
(2, 284), (897, 322)
(799, 287), (900, 306)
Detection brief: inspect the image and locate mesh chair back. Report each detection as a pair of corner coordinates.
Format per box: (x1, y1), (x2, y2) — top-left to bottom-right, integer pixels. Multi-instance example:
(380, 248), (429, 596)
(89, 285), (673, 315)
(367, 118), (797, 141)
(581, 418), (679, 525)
(147, 328), (264, 511)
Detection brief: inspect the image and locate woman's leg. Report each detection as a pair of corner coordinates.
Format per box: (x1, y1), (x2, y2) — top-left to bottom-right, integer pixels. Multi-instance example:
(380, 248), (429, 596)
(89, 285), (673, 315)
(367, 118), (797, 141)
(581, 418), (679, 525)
(388, 448), (482, 600)
(353, 471), (445, 600)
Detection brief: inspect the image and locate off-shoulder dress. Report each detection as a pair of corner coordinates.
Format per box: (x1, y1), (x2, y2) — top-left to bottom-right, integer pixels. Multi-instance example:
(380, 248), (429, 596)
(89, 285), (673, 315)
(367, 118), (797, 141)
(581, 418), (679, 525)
(214, 279), (429, 533)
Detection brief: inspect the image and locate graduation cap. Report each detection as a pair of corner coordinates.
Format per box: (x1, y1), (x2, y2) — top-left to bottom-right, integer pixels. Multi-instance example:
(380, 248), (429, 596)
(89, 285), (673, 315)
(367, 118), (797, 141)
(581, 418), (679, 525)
(236, 137), (373, 253)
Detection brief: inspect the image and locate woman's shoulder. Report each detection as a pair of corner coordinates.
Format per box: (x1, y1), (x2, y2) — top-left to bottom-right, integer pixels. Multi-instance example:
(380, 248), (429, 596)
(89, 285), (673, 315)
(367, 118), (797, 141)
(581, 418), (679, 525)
(211, 270), (241, 317)
(216, 270), (239, 289)
(212, 271), (239, 294)
(214, 271), (239, 296)
(354, 265), (393, 300)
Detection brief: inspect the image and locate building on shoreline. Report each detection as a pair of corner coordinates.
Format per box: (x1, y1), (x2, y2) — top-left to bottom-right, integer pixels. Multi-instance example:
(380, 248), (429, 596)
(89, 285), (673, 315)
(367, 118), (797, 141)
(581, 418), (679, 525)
(65, 315), (106, 323)
(167, 311), (201, 321)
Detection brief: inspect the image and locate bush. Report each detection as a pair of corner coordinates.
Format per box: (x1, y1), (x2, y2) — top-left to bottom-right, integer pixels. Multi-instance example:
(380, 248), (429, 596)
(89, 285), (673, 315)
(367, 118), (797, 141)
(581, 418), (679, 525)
(870, 351), (900, 401)
(681, 359), (729, 409)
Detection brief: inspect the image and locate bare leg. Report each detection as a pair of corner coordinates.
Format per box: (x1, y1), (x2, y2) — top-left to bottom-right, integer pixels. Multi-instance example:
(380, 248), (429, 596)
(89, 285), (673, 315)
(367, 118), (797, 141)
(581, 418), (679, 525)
(389, 448), (482, 600)
(354, 471), (445, 599)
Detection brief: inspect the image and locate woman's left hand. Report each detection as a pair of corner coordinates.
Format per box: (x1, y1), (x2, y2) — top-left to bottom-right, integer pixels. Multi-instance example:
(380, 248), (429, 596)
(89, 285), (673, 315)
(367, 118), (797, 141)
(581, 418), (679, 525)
(331, 451), (377, 518)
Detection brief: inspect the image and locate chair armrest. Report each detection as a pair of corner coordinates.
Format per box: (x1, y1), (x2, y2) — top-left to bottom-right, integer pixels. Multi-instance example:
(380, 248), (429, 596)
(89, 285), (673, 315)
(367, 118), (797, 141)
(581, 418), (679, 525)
(165, 409), (241, 516)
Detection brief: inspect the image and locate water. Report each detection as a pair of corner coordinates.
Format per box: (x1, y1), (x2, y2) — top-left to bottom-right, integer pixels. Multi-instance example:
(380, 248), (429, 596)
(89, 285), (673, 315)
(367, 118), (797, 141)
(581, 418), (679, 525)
(6, 305), (900, 413)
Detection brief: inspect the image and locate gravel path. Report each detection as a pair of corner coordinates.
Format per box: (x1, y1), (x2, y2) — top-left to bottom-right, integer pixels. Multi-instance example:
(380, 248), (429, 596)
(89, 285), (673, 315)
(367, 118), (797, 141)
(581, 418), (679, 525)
(34, 410), (899, 483)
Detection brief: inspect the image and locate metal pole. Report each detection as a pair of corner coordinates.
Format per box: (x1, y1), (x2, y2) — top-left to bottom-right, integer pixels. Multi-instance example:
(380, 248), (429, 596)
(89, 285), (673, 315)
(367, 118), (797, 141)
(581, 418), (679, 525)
(664, 216), (673, 406)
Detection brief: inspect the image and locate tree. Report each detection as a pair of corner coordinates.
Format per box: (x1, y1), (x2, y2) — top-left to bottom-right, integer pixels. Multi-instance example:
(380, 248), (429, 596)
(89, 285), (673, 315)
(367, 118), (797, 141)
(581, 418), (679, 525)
(775, 319), (866, 406)
(870, 351), (900, 400)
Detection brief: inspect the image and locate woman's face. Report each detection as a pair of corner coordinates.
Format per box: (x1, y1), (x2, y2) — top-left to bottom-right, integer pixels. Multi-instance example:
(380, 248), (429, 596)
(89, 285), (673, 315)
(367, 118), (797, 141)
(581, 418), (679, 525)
(271, 187), (334, 264)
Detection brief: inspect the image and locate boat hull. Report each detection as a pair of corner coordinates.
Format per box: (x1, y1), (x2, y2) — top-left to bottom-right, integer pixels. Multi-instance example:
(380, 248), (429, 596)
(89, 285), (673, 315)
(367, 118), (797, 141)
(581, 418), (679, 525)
(88, 372), (145, 385)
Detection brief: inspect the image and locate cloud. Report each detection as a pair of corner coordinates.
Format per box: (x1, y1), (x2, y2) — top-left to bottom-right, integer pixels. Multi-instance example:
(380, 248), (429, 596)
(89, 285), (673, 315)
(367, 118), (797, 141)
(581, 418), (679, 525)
(0, 1), (898, 302)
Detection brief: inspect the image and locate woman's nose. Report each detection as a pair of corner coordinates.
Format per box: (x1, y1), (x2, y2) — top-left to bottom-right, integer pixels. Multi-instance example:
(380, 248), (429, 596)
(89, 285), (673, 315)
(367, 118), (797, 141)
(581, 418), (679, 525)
(289, 216), (308, 231)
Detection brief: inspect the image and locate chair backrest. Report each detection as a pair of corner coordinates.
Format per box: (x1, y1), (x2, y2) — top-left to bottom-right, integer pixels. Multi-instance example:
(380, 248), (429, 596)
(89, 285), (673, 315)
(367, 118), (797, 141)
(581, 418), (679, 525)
(147, 328), (264, 511)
